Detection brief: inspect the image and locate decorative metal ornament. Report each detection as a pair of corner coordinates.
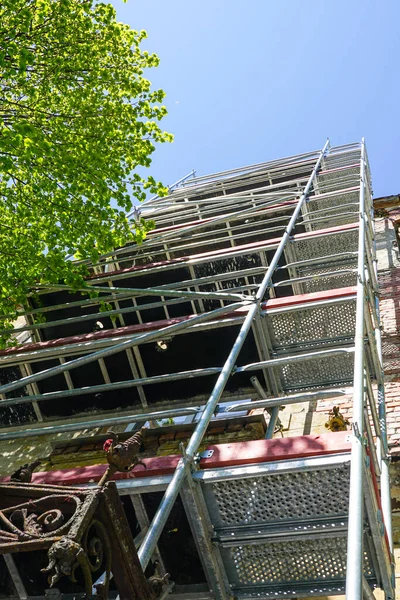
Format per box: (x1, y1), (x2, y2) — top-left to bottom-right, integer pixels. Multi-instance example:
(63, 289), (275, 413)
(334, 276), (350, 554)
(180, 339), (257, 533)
(325, 406), (350, 432)
(99, 428), (147, 486)
(0, 480), (155, 599)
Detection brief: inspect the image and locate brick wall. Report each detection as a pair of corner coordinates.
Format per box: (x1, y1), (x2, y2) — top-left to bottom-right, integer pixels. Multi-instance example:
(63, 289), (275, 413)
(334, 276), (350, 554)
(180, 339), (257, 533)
(378, 266), (400, 450)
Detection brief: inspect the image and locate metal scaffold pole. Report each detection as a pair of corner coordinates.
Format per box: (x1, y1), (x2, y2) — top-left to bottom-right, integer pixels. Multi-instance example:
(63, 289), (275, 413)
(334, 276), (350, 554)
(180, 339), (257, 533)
(346, 138), (366, 600)
(137, 139), (330, 570)
(0, 301), (248, 398)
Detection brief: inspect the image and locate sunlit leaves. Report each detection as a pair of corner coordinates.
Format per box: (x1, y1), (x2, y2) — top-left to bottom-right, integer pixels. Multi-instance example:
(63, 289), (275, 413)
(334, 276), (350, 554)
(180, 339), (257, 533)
(0, 0), (172, 346)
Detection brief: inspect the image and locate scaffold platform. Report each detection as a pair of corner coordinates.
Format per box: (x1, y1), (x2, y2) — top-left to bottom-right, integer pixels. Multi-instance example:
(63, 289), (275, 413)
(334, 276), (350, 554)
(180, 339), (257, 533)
(0, 141), (394, 600)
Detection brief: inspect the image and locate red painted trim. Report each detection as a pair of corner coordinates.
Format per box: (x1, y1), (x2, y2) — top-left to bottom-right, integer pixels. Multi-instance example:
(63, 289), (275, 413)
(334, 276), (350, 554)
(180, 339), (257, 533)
(0, 286), (357, 356)
(0, 316), (195, 356)
(87, 256), (187, 279)
(88, 222), (358, 282)
(262, 285), (356, 311)
(31, 455), (181, 486)
(0, 432), (352, 486)
(198, 431), (352, 469)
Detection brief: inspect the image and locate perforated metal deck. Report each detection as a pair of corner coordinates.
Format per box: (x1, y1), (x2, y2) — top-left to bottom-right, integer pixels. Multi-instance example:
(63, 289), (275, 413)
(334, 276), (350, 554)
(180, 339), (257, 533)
(195, 452), (391, 599)
(220, 536), (372, 598)
(263, 295), (376, 390)
(305, 190), (359, 232)
(285, 226), (359, 295)
(267, 298), (356, 350)
(291, 227), (358, 263)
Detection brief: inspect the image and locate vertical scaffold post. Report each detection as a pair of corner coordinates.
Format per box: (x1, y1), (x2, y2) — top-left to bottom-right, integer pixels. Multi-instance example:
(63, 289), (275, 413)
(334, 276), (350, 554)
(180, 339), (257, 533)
(137, 139), (330, 571)
(346, 138), (366, 600)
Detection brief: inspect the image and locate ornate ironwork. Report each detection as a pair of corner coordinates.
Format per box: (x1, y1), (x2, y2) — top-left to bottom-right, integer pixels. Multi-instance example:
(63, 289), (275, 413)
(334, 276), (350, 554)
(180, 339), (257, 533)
(0, 429), (155, 598)
(42, 537), (92, 589)
(0, 493), (80, 543)
(325, 405), (350, 432)
(99, 428), (147, 486)
(10, 460), (41, 483)
(147, 561), (170, 599)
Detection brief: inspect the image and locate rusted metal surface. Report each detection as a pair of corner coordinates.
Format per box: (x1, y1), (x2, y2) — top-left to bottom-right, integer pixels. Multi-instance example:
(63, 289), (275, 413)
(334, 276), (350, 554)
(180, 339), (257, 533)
(10, 460), (41, 483)
(100, 484), (156, 600)
(0, 480), (155, 599)
(147, 571), (170, 597)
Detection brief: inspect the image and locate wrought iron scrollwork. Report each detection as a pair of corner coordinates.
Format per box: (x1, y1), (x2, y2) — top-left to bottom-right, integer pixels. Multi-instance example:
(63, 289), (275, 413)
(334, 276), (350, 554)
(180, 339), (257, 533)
(1, 434), (154, 599)
(0, 494), (81, 542)
(84, 519), (112, 598)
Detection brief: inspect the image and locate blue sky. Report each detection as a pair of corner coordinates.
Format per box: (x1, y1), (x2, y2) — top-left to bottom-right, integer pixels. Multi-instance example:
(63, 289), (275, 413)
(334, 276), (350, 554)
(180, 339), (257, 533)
(112, 0), (399, 198)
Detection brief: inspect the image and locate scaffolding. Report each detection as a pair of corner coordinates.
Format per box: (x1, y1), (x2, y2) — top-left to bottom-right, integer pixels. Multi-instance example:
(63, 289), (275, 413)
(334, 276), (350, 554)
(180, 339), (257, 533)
(0, 140), (394, 599)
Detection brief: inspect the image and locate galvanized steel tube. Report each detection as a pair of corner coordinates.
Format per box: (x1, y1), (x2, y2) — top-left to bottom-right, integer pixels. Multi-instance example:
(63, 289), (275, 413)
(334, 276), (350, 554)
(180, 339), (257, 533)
(346, 138), (366, 600)
(0, 301), (249, 397)
(137, 140), (330, 570)
(0, 346), (354, 410)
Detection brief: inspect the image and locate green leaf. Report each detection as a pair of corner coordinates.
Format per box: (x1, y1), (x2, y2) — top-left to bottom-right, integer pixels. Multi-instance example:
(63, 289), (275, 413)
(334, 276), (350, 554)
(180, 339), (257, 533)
(0, 0), (172, 345)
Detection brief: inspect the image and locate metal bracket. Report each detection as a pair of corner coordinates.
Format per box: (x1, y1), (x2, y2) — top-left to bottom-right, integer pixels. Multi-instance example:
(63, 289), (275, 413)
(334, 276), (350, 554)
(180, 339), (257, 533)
(199, 449), (214, 459)
(194, 449), (214, 464)
(352, 422), (361, 439)
(352, 422), (367, 445)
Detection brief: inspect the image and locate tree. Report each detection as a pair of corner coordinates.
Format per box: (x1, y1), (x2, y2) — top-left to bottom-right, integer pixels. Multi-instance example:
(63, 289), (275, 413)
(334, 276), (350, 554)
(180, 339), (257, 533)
(0, 0), (172, 346)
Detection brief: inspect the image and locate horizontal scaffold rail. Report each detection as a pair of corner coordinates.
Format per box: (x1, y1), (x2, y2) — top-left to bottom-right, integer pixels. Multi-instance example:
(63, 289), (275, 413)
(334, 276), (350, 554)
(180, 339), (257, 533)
(0, 286), (357, 363)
